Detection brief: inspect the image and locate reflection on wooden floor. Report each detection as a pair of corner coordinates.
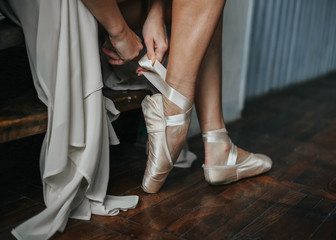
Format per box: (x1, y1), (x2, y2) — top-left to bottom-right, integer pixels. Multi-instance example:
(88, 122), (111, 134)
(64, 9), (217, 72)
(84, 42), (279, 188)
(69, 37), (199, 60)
(1, 73), (336, 239)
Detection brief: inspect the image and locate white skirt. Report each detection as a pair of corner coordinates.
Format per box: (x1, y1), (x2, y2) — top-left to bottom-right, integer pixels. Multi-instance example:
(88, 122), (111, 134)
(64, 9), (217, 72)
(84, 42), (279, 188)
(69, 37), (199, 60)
(0, 1), (138, 239)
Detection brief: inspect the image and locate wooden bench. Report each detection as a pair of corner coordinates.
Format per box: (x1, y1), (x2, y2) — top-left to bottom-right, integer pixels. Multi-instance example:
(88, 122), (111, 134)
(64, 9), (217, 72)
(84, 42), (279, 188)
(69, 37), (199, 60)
(0, 19), (149, 143)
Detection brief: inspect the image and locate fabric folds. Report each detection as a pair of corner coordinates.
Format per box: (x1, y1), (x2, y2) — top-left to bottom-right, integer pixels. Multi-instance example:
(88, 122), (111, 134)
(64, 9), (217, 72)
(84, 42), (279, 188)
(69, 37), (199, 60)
(0, 1), (138, 239)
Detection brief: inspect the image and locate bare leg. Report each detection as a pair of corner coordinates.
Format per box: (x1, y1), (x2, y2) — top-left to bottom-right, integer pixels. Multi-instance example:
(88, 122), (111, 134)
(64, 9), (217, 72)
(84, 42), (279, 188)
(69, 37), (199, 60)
(195, 14), (249, 165)
(195, 16), (225, 132)
(118, 1), (249, 165)
(162, 0), (226, 157)
(116, 1), (270, 187)
(166, 0), (226, 104)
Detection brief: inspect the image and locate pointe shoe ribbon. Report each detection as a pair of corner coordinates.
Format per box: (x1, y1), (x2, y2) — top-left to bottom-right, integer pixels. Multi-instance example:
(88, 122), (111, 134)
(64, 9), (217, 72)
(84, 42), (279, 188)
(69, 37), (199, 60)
(138, 55), (192, 193)
(138, 56), (192, 112)
(202, 128), (272, 185)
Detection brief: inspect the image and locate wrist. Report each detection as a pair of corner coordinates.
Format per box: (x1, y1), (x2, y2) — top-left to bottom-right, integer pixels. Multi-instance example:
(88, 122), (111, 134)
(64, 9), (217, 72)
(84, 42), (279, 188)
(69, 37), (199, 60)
(147, 0), (165, 20)
(107, 21), (128, 41)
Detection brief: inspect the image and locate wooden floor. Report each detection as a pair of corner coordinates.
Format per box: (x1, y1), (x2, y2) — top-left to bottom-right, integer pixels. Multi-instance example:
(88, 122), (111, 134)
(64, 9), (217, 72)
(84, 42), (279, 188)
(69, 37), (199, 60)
(1, 73), (336, 239)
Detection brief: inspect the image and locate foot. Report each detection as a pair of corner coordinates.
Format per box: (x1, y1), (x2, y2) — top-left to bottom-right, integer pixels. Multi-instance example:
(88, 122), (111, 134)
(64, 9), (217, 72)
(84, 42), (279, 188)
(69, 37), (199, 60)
(139, 55), (193, 193)
(204, 141), (250, 166)
(202, 128), (272, 185)
(163, 95), (190, 163)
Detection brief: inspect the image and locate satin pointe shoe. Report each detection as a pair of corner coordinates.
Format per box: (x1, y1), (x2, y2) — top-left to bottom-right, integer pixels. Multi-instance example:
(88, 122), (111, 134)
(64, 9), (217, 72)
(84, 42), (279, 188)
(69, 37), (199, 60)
(138, 56), (193, 193)
(202, 128), (272, 185)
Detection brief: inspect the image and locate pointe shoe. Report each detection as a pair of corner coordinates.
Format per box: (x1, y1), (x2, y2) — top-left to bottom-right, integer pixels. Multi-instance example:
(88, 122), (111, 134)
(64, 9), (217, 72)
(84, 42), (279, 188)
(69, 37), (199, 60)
(202, 128), (272, 185)
(139, 56), (193, 193)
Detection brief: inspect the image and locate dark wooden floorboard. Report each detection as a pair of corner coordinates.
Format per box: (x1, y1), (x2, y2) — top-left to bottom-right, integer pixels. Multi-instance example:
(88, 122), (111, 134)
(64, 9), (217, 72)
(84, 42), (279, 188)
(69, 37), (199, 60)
(1, 72), (336, 239)
(311, 207), (336, 240)
(259, 198), (336, 240)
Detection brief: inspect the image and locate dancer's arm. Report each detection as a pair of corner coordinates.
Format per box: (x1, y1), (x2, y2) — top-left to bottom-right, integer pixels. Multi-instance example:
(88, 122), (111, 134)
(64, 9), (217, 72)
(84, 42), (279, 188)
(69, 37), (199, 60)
(81, 0), (143, 65)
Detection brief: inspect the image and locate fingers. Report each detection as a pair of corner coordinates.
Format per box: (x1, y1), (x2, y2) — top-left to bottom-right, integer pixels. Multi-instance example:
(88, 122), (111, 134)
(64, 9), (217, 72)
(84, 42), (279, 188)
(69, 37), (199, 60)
(145, 37), (155, 64)
(108, 59), (126, 65)
(102, 33), (143, 65)
(110, 36), (143, 63)
(135, 35), (144, 56)
(102, 47), (123, 61)
(136, 66), (150, 76)
(102, 47), (127, 65)
(136, 38), (169, 76)
(155, 41), (168, 64)
(144, 39), (168, 66)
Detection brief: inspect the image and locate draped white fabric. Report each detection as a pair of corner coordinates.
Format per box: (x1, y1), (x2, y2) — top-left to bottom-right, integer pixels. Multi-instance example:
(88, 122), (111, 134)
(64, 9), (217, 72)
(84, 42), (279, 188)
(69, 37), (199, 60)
(0, 1), (138, 239)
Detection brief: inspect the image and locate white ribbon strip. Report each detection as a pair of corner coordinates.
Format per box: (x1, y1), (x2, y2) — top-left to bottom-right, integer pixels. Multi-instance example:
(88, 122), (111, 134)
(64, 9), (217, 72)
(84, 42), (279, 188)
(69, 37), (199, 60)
(138, 55), (192, 112)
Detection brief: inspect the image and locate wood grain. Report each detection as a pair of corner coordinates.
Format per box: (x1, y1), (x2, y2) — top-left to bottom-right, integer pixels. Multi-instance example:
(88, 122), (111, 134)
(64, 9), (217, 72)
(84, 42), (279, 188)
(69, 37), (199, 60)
(1, 71), (336, 239)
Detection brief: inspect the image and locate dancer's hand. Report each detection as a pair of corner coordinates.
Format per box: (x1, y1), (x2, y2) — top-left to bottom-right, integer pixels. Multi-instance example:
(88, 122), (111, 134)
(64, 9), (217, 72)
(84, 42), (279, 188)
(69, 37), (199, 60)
(136, 2), (168, 75)
(142, 4), (168, 65)
(102, 25), (143, 65)
(82, 0), (143, 65)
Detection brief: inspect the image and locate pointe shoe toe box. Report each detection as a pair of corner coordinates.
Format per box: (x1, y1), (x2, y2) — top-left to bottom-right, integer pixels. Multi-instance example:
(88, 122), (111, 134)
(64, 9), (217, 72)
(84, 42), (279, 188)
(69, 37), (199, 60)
(237, 153), (272, 179)
(203, 153), (272, 185)
(142, 173), (166, 193)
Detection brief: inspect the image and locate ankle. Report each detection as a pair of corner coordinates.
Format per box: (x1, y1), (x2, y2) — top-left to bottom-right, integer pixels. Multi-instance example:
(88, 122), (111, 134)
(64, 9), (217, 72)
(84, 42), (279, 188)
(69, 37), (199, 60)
(198, 115), (226, 133)
(204, 142), (251, 165)
(201, 123), (226, 133)
(162, 95), (184, 116)
(204, 142), (231, 165)
(166, 79), (194, 103)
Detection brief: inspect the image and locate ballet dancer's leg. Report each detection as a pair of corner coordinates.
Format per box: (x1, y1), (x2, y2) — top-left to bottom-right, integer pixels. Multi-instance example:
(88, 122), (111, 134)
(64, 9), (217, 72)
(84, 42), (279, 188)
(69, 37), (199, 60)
(166, 0), (226, 103)
(194, 14), (272, 184)
(194, 15), (250, 166)
(164, 0), (226, 155)
(140, 0), (227, 193)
